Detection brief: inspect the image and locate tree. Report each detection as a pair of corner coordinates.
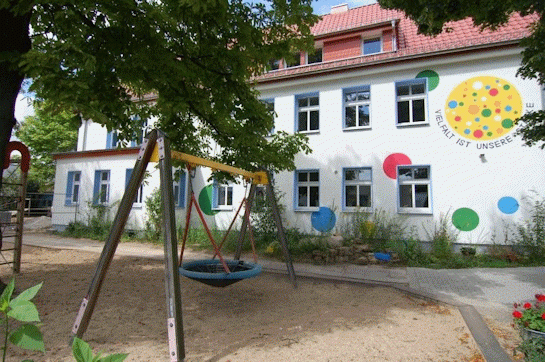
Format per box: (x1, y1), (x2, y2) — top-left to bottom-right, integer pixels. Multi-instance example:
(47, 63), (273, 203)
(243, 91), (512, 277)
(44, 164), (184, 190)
(377, 0), (545, 147)
(16, 101), (79, 192)
(0, 0), (319, 192)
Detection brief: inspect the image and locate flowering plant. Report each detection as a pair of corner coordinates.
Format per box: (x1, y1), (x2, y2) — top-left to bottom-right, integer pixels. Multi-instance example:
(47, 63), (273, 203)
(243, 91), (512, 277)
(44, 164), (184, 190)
(513, 293), (545, 332)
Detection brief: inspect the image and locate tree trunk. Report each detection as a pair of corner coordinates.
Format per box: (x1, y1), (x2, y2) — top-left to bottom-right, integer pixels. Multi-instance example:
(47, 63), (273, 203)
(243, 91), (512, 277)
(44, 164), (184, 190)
(0, 6), (31, 193)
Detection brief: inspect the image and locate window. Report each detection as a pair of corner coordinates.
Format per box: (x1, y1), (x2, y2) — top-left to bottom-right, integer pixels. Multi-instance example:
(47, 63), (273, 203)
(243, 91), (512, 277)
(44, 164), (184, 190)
(268, 59), (281, 71)
(307, 48), (322, 64)
(125, 169), (144, 206)
(343, 86), (371, 130)
(396, 79), (427, 126)
(343, 168), (372, 210)
(93, 170), (110, 204)
(285, 52), (301, 68)
(295, 170), (319, 210)
(296, 94), (319, 133)
(363, 38), (381, 55)
(106, 131), (119, 149)
(262, 98), (275, 135)
(172, 169), (186, 208)
(65, 171), (81, 206)
(397, 165), (431, 213)
(213, 182), (233, 210)
(130, 118), (149, 147)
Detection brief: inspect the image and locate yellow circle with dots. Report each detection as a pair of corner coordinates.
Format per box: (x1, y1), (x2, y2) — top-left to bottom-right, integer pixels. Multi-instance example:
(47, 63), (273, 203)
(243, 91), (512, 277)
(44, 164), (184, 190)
(445, 76), (522, 141)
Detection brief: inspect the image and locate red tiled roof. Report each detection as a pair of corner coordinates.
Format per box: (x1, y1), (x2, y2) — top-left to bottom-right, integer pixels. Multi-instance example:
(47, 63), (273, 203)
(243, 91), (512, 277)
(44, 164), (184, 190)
(256, 3), (538, 82)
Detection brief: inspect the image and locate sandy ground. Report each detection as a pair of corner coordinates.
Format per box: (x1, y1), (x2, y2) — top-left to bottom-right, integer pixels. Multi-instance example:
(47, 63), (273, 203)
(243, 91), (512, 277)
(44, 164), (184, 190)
(0, 244), (497, 362)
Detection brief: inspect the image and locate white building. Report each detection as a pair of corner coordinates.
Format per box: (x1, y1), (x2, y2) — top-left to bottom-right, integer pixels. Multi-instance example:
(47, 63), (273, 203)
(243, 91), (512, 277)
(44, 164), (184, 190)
(52, 3), (544, 246)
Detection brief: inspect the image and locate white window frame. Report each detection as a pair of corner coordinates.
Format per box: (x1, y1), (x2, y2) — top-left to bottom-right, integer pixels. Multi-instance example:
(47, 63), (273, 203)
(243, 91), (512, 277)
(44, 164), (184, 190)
(295, 93), (320, 133)
(343, 167), (372, 211)
(93, 170), (111, 205)
(343, 86), (371, 130)
(213, 182), (233, 210)
(306, 47), (323, 64)
(294, 169), (320, 211)
(65, 171), (81, 206)
(362, 37), (382, 55)
(125, 168), (144, 207)
(397, 165), (432, 214)
(395, 79), (428, 126)
(172, 169), (186, 208)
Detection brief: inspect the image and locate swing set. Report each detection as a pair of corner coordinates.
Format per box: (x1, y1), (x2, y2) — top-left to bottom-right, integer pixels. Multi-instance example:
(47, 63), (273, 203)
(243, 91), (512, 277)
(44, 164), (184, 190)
(70, 130), (296, 362)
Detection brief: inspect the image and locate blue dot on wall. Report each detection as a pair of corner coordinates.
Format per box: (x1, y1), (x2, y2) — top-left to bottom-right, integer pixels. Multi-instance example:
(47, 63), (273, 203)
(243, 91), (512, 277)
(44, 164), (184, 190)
(498, 196), (519, 214)
(311, 207), (336, 233)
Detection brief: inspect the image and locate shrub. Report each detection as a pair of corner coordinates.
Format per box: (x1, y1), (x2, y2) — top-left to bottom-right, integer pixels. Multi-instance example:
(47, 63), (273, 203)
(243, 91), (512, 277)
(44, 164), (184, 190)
(424, 212), (458, 260)
(515, 193), (545, 262)
(144, 188), (163, 242)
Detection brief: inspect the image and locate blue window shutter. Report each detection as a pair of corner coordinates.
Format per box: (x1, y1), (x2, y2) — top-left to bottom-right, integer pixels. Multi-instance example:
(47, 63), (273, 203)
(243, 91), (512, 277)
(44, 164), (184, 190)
(126, 169), (133, 188)
(65, 171), (74, 206)
(212, 180), (218, 209)
(106, 132), (112, 149)
(179, 172), (186, 207)
(93, 170), (101, 205)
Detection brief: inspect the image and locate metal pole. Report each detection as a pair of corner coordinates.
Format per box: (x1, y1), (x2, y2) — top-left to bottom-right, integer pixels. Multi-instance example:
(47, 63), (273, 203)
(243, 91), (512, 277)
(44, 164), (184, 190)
(264, 171), (297, 288)
(157, 133), (185, 361)
(13, 170), (27, 273)
(234, 184), (256, 260)
(71, 130), (158, 342)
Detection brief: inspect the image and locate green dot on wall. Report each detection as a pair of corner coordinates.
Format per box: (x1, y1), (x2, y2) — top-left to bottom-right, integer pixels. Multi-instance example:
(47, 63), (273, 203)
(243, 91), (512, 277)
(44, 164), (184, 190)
(198, 185), (218, 216)
(416, 70), (440, 91)
(452, 207), (479, 231)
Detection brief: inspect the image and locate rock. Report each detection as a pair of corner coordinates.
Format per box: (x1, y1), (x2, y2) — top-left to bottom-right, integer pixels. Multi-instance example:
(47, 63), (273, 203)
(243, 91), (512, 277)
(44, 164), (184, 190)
(354, 256), (369, 265)
(338, 246), (351, 256)
(353, 244), (371, 254)
(327, 235), (344, 247)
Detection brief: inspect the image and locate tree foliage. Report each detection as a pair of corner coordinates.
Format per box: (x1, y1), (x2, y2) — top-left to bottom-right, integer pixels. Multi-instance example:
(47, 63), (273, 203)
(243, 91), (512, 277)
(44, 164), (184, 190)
(15, 101), (79, 191)
(377, 0), (545, 148)
(0, 0), (319, 178)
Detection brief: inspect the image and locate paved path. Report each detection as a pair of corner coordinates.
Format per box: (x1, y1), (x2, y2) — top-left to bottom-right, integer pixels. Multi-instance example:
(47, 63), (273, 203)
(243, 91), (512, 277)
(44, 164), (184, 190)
(17, 232), (545, 361)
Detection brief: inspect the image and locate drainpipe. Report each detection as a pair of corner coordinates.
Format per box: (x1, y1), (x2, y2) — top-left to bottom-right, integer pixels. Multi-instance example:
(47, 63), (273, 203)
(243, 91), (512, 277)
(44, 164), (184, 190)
(391, 20), (398, 52)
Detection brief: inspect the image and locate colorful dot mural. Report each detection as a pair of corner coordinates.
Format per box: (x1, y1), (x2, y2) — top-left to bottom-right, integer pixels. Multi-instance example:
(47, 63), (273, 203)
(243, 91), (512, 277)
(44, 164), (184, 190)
(416, 70), (439, 91)
(452, 207), (479, 231)
(198, 185), (218, 216)
(498, 196), (519, 214)
(445, 76), (522, 141)
(383, 153), (412, 179)
(311, 207), (336, 232)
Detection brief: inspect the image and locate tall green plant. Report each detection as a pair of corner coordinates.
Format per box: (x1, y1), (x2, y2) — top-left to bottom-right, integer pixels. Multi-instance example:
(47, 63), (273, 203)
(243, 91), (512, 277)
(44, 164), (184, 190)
(0, 279), (44, 361)
(516, 194), (545, 262)
(357, 209), (409, 252)
(424, 212), (458, 260)
(144, 188), (163, 242)
(72, 337), (127, 362)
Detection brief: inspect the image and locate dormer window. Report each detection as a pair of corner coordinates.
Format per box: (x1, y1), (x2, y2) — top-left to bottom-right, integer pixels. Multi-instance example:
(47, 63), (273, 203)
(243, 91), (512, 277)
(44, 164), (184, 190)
(285, 52), (301, 68)
(268, 59), (281, 71)
(307, 48), (322, 64)
(363, 38), (381, 55)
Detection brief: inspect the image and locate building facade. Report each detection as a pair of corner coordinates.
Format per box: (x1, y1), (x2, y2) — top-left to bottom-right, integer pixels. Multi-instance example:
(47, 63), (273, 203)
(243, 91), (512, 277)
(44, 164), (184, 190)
(52, 3), (544, 246)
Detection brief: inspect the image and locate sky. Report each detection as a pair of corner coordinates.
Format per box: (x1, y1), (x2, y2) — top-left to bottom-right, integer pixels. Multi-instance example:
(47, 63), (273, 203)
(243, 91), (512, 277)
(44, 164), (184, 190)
(13, 0), (378, 123)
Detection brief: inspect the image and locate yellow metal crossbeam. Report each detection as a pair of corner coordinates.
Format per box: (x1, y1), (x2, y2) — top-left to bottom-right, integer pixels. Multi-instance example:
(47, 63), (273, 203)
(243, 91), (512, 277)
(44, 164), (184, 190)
(150, 145), (268, 184)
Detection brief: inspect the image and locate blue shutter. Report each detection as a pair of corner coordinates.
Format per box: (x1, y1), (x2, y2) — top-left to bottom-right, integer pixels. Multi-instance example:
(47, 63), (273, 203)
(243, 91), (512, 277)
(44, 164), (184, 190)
(65, 171), (74, 206)
(93, 170), (101, 205)
(178, 171), (186, 207)
(212, 180), (218, 209)
(126, 169), (133, 188)
(106, 131), (118, 149)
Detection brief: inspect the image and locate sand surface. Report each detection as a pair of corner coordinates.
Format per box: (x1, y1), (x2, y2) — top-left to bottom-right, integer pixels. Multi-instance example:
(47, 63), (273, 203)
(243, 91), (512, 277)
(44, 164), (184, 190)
(0, 244), (490, 361)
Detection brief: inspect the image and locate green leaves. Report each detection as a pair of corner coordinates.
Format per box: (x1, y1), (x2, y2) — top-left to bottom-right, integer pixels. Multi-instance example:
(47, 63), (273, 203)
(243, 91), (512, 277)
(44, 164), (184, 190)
(9, 324), (45, 352)
(72, 337), (128, 362)
(0, 279), (45, 357)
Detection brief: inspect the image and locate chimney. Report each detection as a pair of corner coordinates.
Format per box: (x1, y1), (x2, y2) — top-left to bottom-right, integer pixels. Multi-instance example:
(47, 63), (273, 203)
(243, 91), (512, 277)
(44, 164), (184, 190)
(331, 3), (349, 14)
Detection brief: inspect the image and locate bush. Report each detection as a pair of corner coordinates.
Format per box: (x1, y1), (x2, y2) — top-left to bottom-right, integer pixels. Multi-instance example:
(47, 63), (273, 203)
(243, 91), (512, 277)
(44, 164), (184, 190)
(515, 193), (545, 262)
(356, 209), (409, 252)
(424, 212), (458, 260)
(144, 188), (163, 242)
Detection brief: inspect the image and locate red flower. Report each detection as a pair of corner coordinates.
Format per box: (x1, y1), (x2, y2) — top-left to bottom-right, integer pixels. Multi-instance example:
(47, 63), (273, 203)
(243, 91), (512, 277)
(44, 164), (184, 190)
(542, 313), (545, 320)
(537, 294), (545, 302)
(513, 310), (523, 318)
(524, 302), (532, 309)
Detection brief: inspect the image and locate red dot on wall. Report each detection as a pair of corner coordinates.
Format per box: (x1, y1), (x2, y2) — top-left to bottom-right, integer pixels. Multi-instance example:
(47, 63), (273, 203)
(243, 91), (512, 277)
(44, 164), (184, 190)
(383, 153), (412, 179)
